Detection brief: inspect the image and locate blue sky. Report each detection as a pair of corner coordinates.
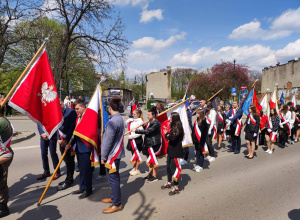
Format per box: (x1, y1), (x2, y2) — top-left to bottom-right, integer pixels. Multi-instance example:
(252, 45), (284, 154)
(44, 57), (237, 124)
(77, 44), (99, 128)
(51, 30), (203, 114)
(113, 0), (300, 77)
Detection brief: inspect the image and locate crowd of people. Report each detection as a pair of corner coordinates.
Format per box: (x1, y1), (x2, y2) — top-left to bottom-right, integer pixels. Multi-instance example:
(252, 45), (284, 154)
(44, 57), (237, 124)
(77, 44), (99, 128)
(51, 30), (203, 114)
(0, 95), (299, 217)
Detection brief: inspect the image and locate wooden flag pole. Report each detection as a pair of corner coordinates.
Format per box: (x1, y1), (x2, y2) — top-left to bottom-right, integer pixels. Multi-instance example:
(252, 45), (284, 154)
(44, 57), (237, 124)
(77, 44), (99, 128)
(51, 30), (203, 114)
(195, 88), (223, 112)
(0, 39), (49, 110)
(124, 98), (190, 136)
(37, 144), (69, 206)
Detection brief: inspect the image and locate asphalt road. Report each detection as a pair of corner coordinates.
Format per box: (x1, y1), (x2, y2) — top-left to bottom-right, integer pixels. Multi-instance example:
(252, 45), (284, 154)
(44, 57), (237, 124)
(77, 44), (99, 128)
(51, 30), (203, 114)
(4, 111), (300, 220)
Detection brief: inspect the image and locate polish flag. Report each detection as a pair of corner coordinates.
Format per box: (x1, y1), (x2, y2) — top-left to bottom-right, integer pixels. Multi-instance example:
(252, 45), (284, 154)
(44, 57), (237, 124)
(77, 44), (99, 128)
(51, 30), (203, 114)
(269, 86), (279, 113)
(157, 102), (193, 156)
(73, 85), (108, 166)
(8, 48), (63, 139)
(291, 93), (296, 107)
(260, 93), (269, 116)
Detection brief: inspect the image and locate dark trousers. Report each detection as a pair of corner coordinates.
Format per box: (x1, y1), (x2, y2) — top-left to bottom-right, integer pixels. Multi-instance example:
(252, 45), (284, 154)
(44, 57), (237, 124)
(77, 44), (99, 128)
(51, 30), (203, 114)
(78, 152), (92, 192)
(106, 159), (121, 207)
(5, 106), (12, 116)
(0, 159), (12, 204)
(206, 131), (215, 157)
(259, 129), (266, 145)
(183, 147), (189, 161)
(230, 125), (241, 151)
(195, 148), (204, 167)
(60, 146), (75, 184)
(0, 107), (4, 116)
(279, 130), (288, 146)
(167, 156), (178, 185)
(40, 138), (60, 174)
(290, 127), (296, 141)
(98, 157), (106, 176)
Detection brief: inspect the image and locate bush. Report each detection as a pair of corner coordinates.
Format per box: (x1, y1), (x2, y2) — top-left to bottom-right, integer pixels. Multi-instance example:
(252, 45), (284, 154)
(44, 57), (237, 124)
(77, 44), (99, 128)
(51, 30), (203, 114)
(146, 100), (155, 109)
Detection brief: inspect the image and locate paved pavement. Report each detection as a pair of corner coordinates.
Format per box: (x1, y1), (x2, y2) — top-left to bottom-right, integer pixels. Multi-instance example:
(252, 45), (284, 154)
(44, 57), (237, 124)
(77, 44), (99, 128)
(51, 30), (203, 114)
(4, 111), (300, 220)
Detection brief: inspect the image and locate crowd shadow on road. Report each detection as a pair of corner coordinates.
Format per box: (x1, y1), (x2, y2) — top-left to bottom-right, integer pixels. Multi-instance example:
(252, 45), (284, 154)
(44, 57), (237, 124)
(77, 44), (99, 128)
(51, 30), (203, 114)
(288, 209), (300, 220)
(17, 205), (62, 220)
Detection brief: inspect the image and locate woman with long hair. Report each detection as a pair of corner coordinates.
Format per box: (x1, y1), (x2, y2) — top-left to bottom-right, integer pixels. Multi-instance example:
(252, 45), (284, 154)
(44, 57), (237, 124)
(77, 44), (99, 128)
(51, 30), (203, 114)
(287, 102), (296, 144)
(192, 109), (209, 172)
(126, 109), (144, 176)
(156, 103), (164, 114)
(216, 105), (226, 149)
(244, 105), (260, 159)
(279, 104), (291, 148)
(205, 102), (216, 162)
(161, 112), (184, 195)
(265, 108), (280, 154)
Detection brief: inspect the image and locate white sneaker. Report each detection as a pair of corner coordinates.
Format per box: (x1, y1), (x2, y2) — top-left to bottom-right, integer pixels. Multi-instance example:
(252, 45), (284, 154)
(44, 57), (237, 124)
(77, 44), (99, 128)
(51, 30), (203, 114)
(195, 166), (203, 172)
(268, 150), (273, 155)
(193, 165), (200, 171)
(291, 141), (294, 145)
(180, 159), (188, 166)
(129, 168), (136, 175)
(265, 149), (270, 153)
(209, 157), (215, 162)
(130, 169), (141, 176)
(204, 156), (211, 161)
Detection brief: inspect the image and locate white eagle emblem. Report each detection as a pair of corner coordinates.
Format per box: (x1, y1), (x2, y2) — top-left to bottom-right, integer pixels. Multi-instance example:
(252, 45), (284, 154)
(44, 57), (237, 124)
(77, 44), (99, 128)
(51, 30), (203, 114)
(38, 82), (57, 106)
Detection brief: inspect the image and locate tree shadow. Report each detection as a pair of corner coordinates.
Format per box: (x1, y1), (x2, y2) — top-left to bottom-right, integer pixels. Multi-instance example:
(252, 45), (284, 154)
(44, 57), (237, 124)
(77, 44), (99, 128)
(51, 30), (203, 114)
(17, 205), (62, 220)
(132, 191), (156, 220)
(288, 209), (300, 220)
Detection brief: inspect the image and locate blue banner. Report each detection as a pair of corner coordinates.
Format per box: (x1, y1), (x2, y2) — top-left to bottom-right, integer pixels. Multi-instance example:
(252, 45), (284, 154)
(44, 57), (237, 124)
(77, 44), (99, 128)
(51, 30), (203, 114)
(241, 88), (253, 117)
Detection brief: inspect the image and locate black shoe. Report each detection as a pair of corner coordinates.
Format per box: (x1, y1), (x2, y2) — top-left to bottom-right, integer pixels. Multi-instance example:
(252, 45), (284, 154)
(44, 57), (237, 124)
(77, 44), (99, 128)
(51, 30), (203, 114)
(57, 182), (72, 191)
(169, 187), (180, 196)
(0, 204), (9, 218)
(146, 175), (158, 183)
(37, 173), (50, 181)
(76, 168), (80, 172)
(247, 156), (254, 159)
(144, 174), (151, 180)
(58, 181), (65, 185)
(72, 189), (85, 194)
(78, 190), (92, 199)
(244, 155), (249, 158)
(161, 183), (172, 190)
(227, 148), (234, 152)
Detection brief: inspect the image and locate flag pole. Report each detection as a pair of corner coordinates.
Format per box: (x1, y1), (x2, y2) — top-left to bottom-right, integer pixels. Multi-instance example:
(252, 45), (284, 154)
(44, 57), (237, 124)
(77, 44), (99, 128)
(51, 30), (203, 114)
(0, 38), (50, 110)
(124, 98), (190, 136)
(195, 88), (223, 112)
(37, 143), (69, 206)
(240, 79), (259, 107)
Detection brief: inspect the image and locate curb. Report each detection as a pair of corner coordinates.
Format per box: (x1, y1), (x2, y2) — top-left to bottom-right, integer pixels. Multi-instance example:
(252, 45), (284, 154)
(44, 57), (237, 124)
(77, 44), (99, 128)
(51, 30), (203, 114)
(11, 132), (36, 145)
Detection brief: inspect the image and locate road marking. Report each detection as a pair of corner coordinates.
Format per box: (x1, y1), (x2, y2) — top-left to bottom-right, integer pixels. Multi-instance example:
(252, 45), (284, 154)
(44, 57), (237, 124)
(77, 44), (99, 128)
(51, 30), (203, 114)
(12, 145), (40, 151)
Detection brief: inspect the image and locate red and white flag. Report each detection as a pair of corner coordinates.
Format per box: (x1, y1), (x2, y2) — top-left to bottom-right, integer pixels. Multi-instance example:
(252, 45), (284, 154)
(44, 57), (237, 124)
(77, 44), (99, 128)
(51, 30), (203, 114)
(260, 93), (269, 116)
(157, 102), (193, 156)
(291, 93), (296, 107)
(269, 86), (279, 113)
(73, 85), (105, 166)
(9, 48), (63, 139)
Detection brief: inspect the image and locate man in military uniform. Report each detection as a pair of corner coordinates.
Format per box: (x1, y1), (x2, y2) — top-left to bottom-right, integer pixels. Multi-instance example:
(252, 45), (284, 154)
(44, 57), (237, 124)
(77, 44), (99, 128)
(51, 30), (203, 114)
(0, 116), (14, 218)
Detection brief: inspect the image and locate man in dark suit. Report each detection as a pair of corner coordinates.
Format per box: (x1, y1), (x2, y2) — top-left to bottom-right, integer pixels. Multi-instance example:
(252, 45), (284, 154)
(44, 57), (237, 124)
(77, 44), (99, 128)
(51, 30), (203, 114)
(57, 101), (77, 191)
(70, 100), (93, 199)
(37, 126), (60, 181)
(226, 101), (243, 154)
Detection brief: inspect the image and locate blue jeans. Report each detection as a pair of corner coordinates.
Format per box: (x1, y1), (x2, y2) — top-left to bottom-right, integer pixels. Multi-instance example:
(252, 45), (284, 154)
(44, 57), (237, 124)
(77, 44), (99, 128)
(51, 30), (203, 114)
(40, 138), (60, 174)
(106, 159), (121, 207)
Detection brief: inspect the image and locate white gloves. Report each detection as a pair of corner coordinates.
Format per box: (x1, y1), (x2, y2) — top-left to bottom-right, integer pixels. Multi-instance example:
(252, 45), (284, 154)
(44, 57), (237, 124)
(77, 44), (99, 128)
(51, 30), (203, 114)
(267, 129), (272, 133)
(253, 133), (257, 137)
(208, 130), (211, 135)
(280, 123), (283, 128)
(128, 134), (133, 139)
(221, 129), (224, 132)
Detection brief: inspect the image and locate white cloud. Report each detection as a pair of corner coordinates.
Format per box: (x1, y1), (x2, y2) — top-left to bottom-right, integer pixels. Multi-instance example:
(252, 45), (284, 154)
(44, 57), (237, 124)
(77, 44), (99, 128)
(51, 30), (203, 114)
(132, 32), (187, 50)
(114, 0), (151, 8)
(229, 7), (300, 40)
(128, 51), (160, 62)
(140, 8), (163, 23)
(275, 39), (300, 60)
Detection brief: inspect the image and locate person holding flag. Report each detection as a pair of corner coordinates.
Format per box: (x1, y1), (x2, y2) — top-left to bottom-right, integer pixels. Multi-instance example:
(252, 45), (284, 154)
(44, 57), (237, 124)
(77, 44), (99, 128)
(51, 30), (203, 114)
(244, 105), (260, 159)
(205, 102), (217, 162)
(101, 97), (125, 213)
(265, 108), (280, 154)
(278, 104), (291, 148)
(287, 102), (296, 145)
(133, 107), (162, 183)
(192, 109), (209, 172)
(126, 109), (144, 176)
(226, 101), (243, 154)
(161, 112), (184, 196)
(0, 116), (13, 218)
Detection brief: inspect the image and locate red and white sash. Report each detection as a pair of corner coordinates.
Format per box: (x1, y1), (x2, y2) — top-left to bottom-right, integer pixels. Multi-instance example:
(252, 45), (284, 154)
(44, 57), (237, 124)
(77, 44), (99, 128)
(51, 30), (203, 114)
(105, 130), (124, 173)
(280, 113), (291, 136)
(145, 122), (162, 167)
(58, 130), (66, 141)
(128, 121), (142, 165)
(206, 114), (217, 141)
(218, 112), (226, 140)
(249, 114), (256, 125)
(235, 119), (242, 136)
(194, 120), (209, 155)
(172, 158), (182, 182)
(71, 117), (81, 156)
(266, 118), (277, 142)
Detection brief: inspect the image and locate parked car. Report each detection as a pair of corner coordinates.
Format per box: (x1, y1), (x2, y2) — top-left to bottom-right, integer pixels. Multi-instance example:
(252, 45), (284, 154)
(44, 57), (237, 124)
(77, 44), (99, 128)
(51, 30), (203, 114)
(165, 99), (183, 109)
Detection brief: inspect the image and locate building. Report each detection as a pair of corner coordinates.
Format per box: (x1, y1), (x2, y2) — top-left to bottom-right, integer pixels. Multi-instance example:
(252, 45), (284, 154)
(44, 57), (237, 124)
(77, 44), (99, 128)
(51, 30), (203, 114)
(146, 66), (172, 103)
(261, 58), (300, 92)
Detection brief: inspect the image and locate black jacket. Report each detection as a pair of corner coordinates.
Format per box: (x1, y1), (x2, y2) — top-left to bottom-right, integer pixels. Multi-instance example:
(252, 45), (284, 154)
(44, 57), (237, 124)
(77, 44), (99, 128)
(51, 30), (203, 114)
(217, 112), (226, 130)
(165, 128), (184, 158)
(265, 116), (280, 132)
(135, 119), (161, 147)
(244, 114), (260, 133)
(192, 119), (208, 150)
